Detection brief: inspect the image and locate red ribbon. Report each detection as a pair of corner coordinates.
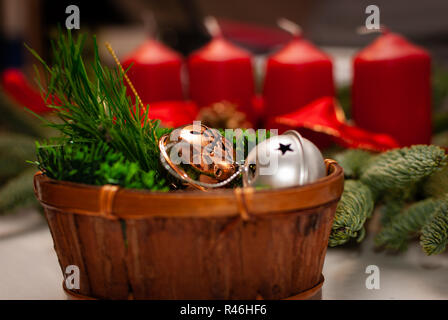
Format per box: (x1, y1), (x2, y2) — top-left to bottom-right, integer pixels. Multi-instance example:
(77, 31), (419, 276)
(274, 96), (399, 151)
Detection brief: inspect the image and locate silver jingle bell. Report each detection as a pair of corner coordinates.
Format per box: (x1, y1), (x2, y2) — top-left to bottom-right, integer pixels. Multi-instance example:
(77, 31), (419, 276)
(243, 130), (326, 189)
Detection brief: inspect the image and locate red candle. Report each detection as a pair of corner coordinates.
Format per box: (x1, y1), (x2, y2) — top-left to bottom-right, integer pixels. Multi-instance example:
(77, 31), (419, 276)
(352, 32), (431, 146)
(187, 36), (255, 122)
(122, 39), (183, 103)
(263, 35), (335, 127)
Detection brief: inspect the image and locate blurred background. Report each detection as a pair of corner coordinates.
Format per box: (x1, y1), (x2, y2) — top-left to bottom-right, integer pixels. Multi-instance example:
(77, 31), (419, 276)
(2, 0), (448, 79)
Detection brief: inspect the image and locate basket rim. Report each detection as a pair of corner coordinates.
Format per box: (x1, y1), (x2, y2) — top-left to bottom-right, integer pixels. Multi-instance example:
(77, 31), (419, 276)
(34, 159), (344, 219)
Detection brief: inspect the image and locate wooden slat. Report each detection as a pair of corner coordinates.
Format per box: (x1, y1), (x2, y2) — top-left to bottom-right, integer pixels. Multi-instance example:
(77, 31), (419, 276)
(75, 215), (129, 299)
(44, 208), (91, 295)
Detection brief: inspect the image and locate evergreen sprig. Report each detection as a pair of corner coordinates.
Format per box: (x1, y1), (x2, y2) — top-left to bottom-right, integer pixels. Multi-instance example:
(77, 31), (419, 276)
(360, 145), (447, 196)
(329, 180), (374, 246)
(0, 92), (47, 138)
(379, 186), (418, 225)
(380, 197), (405, 226)
(423, 164), (448, 199)
(332, 145), (448, 255)
(0, 133), (36, 180)
(34, 141), (168, 191)
(26, 30), (163, 175)
(0, 167), (37, 214)
(420, 200), (448, 255)
(334, 149), (372, 179)
(375, 198), (443, 251)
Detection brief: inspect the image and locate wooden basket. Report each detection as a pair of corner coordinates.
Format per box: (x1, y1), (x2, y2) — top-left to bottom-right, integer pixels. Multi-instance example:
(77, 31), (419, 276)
(33, 159), (343, 300)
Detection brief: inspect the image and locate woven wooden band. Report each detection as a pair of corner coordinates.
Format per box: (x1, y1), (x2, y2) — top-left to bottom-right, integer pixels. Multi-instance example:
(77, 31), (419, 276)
(234, 187), (253, 221)
(98, 185), (120, 219)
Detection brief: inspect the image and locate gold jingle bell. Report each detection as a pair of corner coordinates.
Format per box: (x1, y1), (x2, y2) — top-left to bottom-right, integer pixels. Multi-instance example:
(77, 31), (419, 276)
(159, 123), (239, 190)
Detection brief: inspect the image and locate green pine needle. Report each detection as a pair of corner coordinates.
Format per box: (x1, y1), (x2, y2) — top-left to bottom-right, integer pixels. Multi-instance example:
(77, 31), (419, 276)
(0, 133), (36, 180)
(27, 30), (164, 177)
(0, 92), (47, 138)
(380, 197), (405, 226)
(34, 141), (169, 191)
(423, 164), (448, 199)
(420, 200), (448, 255)
(375, 198), (443, 252)
(360, 145), (447, 196)
(329, 180), (374, 246)
(380, 185), (418, 225)
(0, 167), (38, 214)
(334, 149), (373, 179)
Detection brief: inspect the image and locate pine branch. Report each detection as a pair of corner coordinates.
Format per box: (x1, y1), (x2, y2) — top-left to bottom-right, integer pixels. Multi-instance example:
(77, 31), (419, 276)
(35, 140), (111, 184)
(0, 167), (37, 214)
(375, 198), (443, 251)
(360, 145), (447, 196)
(420, 200), (448, 255)
(380, 197), (405, 226)
(334, 149), (373, 179)
(329, 180), (374, 246)
(95, 155), (169, 191)
(27, 30), (164, 177)
(423, 164), (448, 199)
(380, 184), (419, 225)
(34, 141), (169, 191)
(0, 92), (47, 138)
(329, 145), (448, 251)
(0, 133), (36, 180)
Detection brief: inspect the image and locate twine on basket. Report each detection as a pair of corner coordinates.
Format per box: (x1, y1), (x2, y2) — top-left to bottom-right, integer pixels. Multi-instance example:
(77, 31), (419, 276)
(98, 185), (120, 219)
(208, 187), (254, 251)
(234, 187), (253, 221)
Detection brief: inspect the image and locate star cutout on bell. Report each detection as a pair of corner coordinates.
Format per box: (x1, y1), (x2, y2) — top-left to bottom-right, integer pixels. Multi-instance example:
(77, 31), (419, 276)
(277, 143), (293, 155)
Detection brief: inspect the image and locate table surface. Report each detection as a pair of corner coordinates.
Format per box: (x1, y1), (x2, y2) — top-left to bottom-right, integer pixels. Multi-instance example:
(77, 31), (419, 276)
(1, 209), (447, 300)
